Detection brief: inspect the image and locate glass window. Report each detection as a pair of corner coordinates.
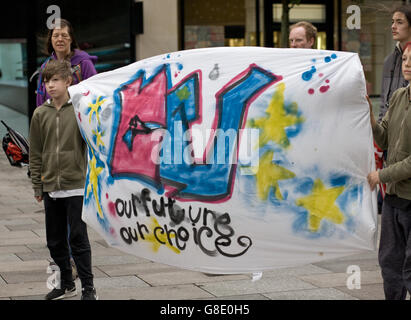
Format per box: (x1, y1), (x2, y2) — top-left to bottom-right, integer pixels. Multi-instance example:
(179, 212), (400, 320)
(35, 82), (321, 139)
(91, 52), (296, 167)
(183, 0), (259, 49)
(340, 0), (402, 105)
(36, 0), (132, 73)
(273, 4), (326, 23)
(0, 39), (29, 138)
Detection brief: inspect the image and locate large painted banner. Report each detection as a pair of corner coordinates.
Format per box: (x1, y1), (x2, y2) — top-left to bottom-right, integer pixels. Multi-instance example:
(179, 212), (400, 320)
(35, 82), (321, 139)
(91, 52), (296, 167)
(69, 47), (377, 274)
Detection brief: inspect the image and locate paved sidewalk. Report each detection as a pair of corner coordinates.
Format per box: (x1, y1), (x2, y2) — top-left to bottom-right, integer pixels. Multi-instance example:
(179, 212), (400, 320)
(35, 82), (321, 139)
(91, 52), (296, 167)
(0, 154), (386, 300)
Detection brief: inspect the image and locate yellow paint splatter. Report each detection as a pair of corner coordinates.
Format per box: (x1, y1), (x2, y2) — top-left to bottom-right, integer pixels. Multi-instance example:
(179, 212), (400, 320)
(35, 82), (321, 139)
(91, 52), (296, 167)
(256, 151), (295, 200)
(144, 217), (180, 254)
(92, 129), (105, 148)
(176, 86), (190, 100)
(86, 154), (104, 220)
(249, 83), (304, 149)
(295, 179), (345, 232)
(88, 96), (106, 125)
(83, 136), (104, 220)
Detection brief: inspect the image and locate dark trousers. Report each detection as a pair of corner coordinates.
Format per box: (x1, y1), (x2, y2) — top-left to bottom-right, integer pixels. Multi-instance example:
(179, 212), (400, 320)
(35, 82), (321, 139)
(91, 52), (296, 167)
(44, 193), (94, 289)
(378, 199), (411, 300)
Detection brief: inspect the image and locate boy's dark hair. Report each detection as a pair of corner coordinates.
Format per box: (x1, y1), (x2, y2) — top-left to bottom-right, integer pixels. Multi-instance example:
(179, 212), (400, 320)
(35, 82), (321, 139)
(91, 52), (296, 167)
(42, 59), (72, 83)
(393, 5), (411, 26)
(45, 18), (79, 56)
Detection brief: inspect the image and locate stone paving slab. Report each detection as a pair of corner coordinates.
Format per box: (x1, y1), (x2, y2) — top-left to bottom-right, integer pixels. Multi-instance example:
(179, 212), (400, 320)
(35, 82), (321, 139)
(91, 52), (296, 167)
(138, 270), (250, 286)
(5, 224), (45, 232)
(197, 294), (270, 300)
(0, 253), (21, 263)
(316, 251), (378, 262)
(0, 208), (25, 215)
(198, 276), (316, 297)
(0, 237), (45, 246)
(0, 266), (107, 285)
(0, 246), (32, 255)
(1, 269), (50, 284)
(96, 262), (180, 277)
(11, 295), (43, 300)
(15, 251), (51, 262)
(31, 248), (123, 262)
(31, 228), (104, 241)
(90, 245), (137, 257)
(0, 281), (49, 298)
(0, 219), (40, 227)
(92, 255), (149, 266)
(313, 258), (380, 273)
(298, 270), (383, 288)
(94, 275), (149, 290)
(31, 217), (45, 224)
(335, 284), (385, 300)
(261, 264), (332, 278)
(24, 243), (48, 252)
(262, 287), (358, 300)
(0, 213), (43, 220)
(0, 230), (38, 239)
(96, 284), (214, 300)
(0, 260), (49, 273)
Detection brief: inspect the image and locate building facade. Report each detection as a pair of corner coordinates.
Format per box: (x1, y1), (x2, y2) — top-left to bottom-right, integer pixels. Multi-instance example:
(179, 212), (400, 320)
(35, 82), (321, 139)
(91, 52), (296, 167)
(0, 0), (407, 133)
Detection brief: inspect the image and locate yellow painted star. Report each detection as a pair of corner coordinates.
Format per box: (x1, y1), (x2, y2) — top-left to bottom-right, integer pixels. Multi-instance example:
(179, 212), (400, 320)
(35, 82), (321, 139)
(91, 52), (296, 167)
(250, 83), (304, 149)
(86, 149), (104, 220)
(256, 151), (295, 200)
(92, 128), (105, 148)
(88, 96), (106, 125)
(295, 179), (345, 232)
(144, 217), (180, 254)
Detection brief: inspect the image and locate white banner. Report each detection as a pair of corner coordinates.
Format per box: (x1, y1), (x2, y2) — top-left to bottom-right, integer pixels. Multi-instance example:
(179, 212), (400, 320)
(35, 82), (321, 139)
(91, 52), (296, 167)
(69, 47), (377, 274)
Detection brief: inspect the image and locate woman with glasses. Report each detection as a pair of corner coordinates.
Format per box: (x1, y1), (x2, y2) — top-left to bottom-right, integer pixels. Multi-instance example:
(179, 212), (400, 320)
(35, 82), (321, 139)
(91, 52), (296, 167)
(36, 18), (97, 106)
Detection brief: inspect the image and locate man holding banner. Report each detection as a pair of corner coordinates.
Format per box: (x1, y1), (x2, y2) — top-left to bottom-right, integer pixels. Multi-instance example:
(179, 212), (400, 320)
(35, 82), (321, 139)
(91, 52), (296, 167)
(367, 41), (411, 300)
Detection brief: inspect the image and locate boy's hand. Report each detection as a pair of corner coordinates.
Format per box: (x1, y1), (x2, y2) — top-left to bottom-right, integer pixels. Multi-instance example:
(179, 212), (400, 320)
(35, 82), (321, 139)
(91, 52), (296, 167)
(35, 196), (43, 203)
(367, 171), (380, 191)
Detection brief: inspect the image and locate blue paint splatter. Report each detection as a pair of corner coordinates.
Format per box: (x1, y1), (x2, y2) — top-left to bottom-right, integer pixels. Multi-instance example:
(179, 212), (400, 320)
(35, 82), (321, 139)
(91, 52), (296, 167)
(177, 63), (183, 70)
(324, 54), (337, 63)
(302, 66), (316, 81)
(157, 186), (165, 195)
(337, 184), (363, 212)
(294, 177), (314, 194)
(330, 174), (349, 187)
(291, 209), (337, 239)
